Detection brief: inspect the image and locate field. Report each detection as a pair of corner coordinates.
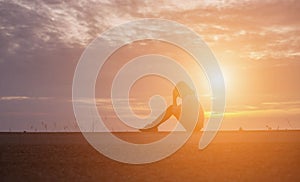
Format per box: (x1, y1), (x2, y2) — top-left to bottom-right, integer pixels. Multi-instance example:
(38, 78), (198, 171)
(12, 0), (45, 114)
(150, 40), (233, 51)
(1, 131), (300, 181)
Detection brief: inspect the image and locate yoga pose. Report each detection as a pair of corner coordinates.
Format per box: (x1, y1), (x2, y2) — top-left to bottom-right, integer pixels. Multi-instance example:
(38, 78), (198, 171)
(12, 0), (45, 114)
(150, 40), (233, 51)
(139, 81), (204, 132)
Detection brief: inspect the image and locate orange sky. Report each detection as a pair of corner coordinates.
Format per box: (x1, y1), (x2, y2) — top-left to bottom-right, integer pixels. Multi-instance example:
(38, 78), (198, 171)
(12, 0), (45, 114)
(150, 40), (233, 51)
(91, 1), (300, 131)
(0, 0), (299, 131)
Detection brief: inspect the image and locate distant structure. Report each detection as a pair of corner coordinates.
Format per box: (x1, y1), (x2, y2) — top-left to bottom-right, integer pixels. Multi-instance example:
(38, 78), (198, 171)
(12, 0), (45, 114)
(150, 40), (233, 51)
(265, 125), (272, 131)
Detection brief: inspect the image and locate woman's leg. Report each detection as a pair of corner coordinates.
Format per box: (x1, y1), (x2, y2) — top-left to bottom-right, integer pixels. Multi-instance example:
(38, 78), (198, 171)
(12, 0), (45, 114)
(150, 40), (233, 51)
(155, 105), (181, 126)
(140, 105), (180, 131)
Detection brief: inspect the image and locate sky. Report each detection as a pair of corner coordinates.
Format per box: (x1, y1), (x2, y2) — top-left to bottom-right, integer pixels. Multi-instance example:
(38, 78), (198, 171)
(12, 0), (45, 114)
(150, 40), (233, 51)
(0, 0), (299, 131)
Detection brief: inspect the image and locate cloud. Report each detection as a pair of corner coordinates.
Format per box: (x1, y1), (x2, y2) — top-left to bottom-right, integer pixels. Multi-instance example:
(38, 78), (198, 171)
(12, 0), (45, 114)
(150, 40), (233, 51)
(225, 100), (300, 117)
(0, 96), (30, 101)
(0, 0), (299, 131)
(0, 0), (299, 64)
(0, 96), (51, 101)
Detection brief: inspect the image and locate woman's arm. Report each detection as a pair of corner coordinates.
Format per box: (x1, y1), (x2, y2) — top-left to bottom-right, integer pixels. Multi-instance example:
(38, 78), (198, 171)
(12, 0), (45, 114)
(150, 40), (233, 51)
(173, 88), (179, 106)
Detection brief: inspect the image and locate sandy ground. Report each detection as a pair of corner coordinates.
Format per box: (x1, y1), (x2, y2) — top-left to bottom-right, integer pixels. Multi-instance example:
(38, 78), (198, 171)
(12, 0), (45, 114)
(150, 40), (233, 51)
(0, 131), (300, 181)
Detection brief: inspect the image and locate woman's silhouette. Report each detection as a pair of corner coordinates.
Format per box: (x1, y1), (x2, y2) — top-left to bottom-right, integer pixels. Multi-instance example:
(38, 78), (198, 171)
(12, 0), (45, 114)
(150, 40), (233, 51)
(139, 81), (204, 132)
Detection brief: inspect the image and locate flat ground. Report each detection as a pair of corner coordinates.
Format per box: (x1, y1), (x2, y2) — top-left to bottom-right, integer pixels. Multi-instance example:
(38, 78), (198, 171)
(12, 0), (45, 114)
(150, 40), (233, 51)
(1, 131), (300, 181)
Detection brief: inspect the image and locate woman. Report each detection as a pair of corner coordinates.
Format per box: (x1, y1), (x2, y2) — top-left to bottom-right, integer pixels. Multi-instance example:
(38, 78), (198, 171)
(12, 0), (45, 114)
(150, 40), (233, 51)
(139, 81), (204, 132)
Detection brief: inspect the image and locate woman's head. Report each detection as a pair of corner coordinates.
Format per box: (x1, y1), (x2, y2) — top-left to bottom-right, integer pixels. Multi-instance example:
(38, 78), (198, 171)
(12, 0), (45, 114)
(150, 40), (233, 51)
(175, 81), (194, 97)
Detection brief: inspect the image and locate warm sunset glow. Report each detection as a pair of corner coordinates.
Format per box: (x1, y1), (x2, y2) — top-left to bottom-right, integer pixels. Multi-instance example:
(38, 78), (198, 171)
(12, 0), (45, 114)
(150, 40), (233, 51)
(0, 0), (299, 132)
(1, 1), (300, 181)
